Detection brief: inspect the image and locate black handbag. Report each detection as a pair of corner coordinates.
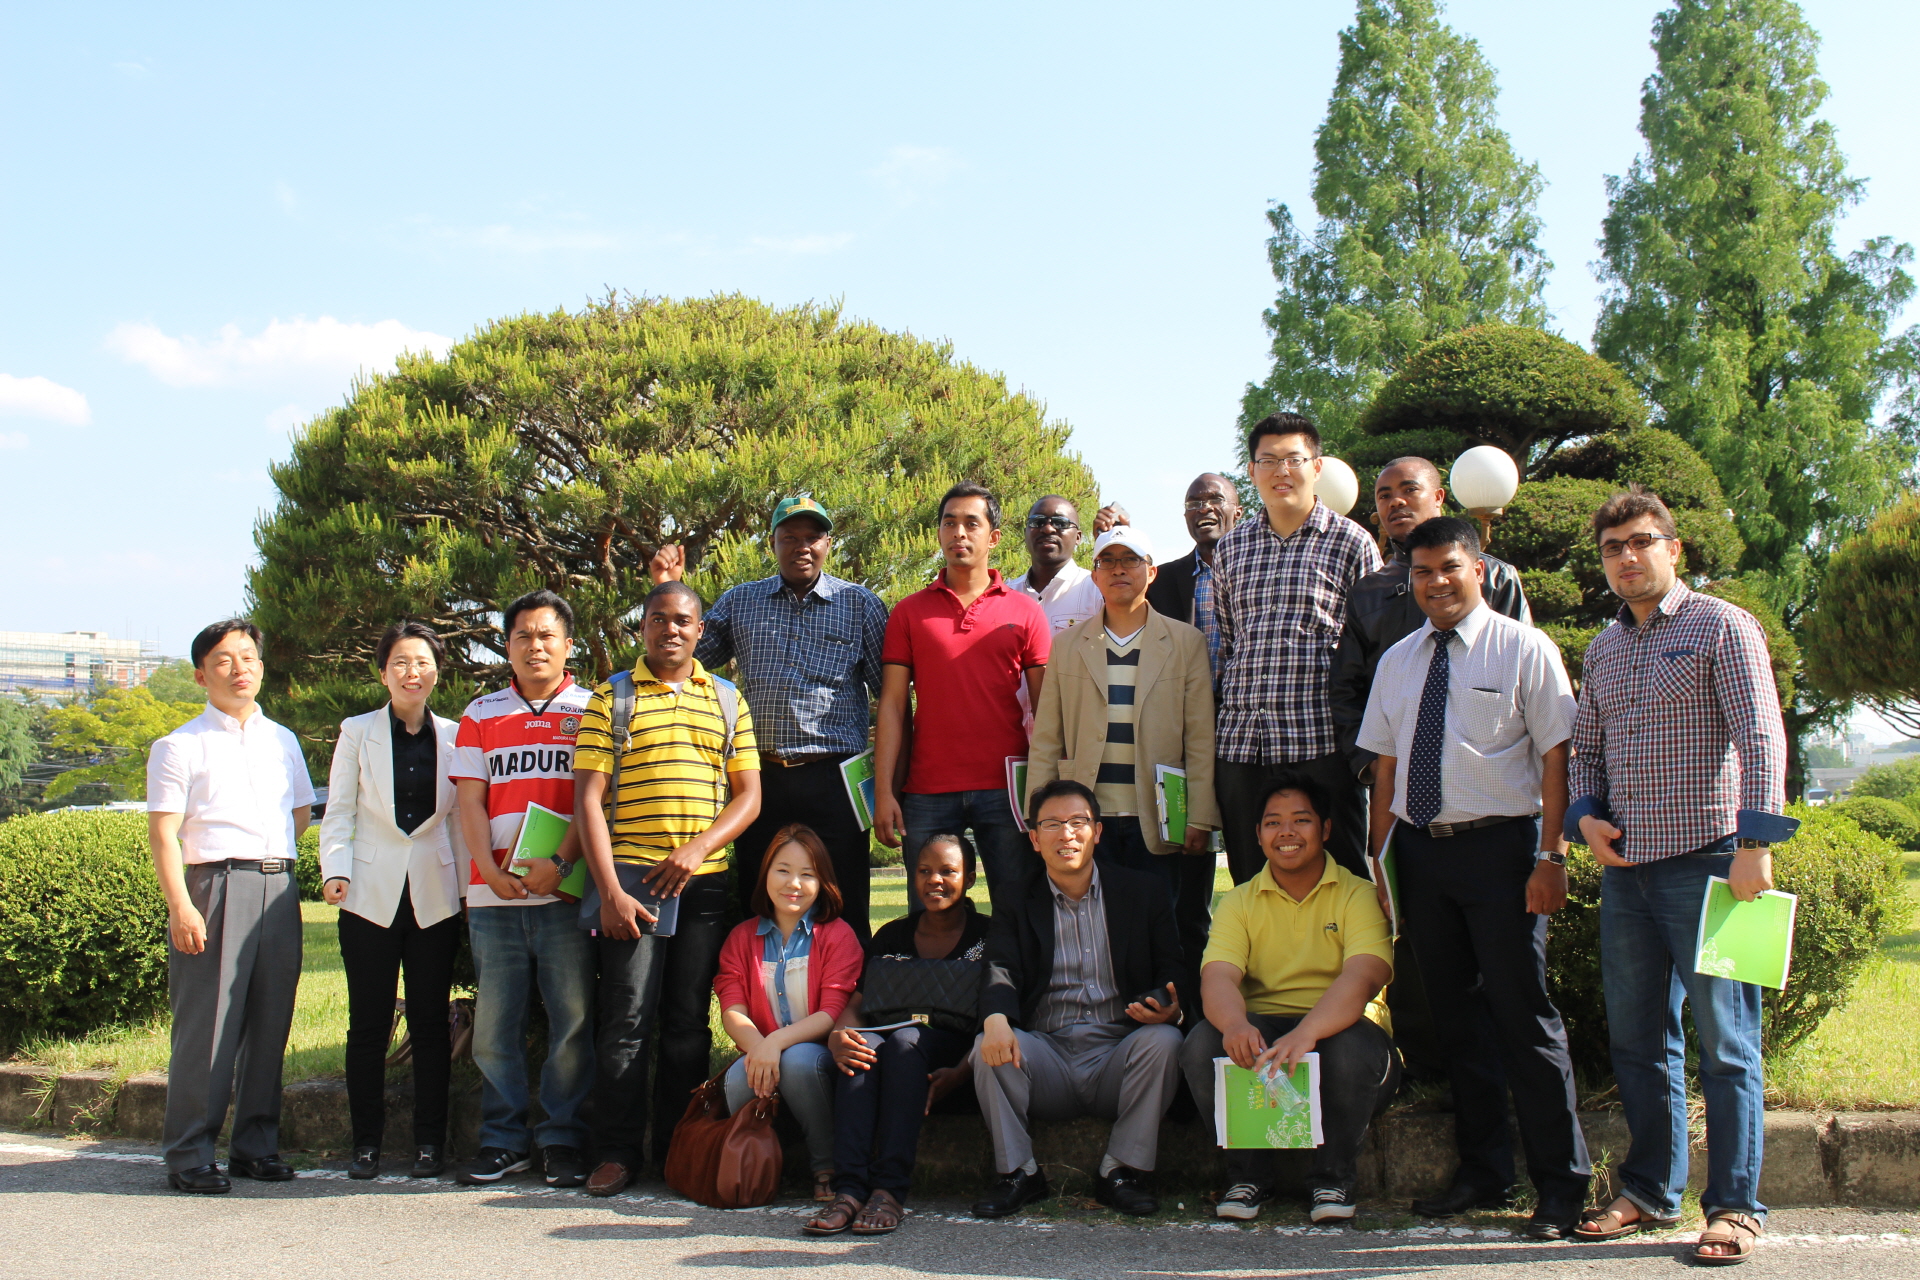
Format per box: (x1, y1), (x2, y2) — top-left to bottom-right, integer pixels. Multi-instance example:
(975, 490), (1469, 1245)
(858, 956), (984, 1036)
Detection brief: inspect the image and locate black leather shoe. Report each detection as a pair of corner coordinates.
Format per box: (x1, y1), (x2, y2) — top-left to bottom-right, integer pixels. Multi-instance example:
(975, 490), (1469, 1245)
(348, 1147), (381, 1180)
(1411, 1182), (1513, 1217)
(1525, 1200), (1584, 1241)
(971, 1169), (1052, 1218)
(230, 1155), (297, 1182)
(167, 1164), (231, 1194)
(1094, 1166), (1158, 1216)
(410, 1145), (445, 1178)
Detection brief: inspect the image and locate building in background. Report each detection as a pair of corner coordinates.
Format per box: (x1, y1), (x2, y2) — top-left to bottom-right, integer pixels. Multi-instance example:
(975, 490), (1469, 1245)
(0, 630), (164, 700)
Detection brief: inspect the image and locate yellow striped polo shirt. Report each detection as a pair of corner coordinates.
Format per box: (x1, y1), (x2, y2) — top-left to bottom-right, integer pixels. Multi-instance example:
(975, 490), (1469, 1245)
(572, 660), (761, 874)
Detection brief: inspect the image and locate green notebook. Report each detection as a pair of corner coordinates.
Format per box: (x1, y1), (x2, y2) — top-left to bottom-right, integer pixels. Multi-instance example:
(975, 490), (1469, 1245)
(840, 749), (876, 831)
(509, 802), (588, 898)
(1154, 764), (1188, 846)
(1372, 822), (1403, 939)
(1006, 756), (1029, 832)
(1694, 877), (1797, 990)
(1212, 1054), (1323, 1149)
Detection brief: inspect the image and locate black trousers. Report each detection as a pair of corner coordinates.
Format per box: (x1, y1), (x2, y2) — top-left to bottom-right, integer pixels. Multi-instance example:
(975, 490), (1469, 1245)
(1216, 753), (1369, 884)
(738, 756), (871, 944)
(590, 869), (731, 1169)
(1180, 1014), (1399, 1192)
(1094, 816), (1214, 994)
(1397, 817), (1591, 1202)
(831, 1023), (972, 1200)
(338, 884), (461, 1149)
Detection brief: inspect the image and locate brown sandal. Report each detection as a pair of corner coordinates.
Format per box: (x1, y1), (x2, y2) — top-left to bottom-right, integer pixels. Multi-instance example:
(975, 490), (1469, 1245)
(802, 1192), (864, 1236)
(812, 1169), (837, 1203)
(1693, 1211), (1761, 1265)
(1574, 1197), (1681, 1241)
(851, 1187), (904, 1234)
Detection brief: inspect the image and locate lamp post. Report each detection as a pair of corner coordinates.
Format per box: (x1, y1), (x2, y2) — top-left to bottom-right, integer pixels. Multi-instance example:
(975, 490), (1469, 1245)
(1449, 445), (1520, 548)
(1315, 456), (1360, 518)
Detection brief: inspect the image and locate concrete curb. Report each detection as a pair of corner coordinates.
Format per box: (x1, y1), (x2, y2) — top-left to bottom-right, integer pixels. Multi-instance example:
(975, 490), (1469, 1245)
(3, 1063), (1914, 1206)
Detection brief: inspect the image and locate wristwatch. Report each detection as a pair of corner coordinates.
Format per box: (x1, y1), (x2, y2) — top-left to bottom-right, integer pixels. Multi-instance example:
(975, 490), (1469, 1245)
(1735, 839), (1767, 851)
(549, 854), (571, 873)
(1536, 850), (1567, 866)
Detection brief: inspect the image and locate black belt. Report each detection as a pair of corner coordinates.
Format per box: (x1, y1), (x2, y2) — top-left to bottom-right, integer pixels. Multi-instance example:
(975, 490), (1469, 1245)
(199, 857), (293, 873)
(763, 752), (852, 769)
(1417, 814), (1537, 839)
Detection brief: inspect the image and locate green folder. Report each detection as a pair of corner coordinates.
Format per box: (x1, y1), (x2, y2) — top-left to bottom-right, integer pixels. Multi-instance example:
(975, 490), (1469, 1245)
(1372, 822), (1403, 939)
(509, 802), (588, 898)
(840, 749), (876, 831)
(1212, 1054), (1322, 1149)
(1694, 877), (1797, 990)
(1006, 756), (1030, 832)
(1154, 764), (1188, 846)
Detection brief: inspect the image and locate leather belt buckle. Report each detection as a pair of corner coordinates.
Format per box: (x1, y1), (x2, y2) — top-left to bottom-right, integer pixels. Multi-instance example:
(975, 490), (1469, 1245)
(1427, 822), (1456, 839)
(258, 858), (289, 874)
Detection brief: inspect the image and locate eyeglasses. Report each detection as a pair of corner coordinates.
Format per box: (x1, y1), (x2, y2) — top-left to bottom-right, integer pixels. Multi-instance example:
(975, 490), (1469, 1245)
(1251, 455), (1313, 474)
(1183, 496), (1231, 512)
(385, 660), (437, 674)
(1093, 554), (1146, 571)
(1026, 515), (1078, 532)
(1599, 532), (1679, 559)
(1035, 817), (1095, 835)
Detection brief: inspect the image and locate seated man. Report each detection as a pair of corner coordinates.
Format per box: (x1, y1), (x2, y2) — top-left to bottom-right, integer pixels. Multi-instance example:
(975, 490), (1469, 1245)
(969, 779), (1186, 1219)
(1180, 773), (1398, 1224)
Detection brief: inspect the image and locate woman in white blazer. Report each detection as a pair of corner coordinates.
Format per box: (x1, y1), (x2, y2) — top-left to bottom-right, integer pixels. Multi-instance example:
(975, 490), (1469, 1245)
(319, 621), (467, 1182)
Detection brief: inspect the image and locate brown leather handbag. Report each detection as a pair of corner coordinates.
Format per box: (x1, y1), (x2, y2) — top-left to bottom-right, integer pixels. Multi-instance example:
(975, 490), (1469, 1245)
(663, 1071), (783, 1209)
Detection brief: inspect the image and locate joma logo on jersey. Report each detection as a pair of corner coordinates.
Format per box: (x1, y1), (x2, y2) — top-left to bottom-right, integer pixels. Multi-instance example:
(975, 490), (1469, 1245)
(526, 720), (552, 729)
(489, 748), (572, 778)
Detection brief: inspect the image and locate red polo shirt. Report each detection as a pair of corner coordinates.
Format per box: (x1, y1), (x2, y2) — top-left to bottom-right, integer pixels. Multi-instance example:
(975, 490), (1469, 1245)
(883, 569), (1051, 794)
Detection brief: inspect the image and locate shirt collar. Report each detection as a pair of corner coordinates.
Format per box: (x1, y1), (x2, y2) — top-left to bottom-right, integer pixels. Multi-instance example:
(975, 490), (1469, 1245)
(1418, 601), (1490, 649)
(1049, 864), (1102, 907)
(763, 571), (844, 602)
(200, 703), (259, 733)
(1250, 855), (1341, 901)
(633, 658), (712, 689)
(1614, 579), (1693, 630)
(1012, 560), (1090, 599)
(510, 674), (575, 705)
(1258, 498), (1333, 541)
(927, 567), (1009, 600)
(757, 908), (816, 938)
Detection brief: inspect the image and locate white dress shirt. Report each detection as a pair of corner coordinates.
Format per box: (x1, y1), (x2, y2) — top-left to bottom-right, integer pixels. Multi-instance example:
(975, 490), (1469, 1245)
(147, 705), (316, 863)
(1356, 603), (1576, 826)
(1008, 560), (1104, 634)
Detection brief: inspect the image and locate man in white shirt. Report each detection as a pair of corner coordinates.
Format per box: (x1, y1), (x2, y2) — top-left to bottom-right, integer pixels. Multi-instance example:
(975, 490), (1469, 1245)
(1007, 496), (1103, 634)
(147, 619), (315, 1194)
(1357, 517), (1589, 1240)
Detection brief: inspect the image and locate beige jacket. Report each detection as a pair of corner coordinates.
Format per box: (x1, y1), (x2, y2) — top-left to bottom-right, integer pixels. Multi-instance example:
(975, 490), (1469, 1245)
(1025, 607), (1219, 853)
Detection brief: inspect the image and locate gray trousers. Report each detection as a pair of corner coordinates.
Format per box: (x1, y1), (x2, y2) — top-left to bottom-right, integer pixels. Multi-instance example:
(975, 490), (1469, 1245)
(969, 1020), (1183, 1174)
(163, 862), (303, 1173)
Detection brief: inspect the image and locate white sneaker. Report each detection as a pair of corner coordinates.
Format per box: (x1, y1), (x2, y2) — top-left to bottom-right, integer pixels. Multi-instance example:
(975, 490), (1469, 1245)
(1309, 1186), (1356, 1224)
(1216, 1183), (1273, 1220)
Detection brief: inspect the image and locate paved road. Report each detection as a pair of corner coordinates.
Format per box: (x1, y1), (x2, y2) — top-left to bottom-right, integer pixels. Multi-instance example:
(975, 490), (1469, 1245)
(4, 1129), (1915, 1280)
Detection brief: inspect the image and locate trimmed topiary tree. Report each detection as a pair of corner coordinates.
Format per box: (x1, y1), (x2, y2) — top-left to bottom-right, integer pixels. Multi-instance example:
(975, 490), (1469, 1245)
(1803, 494), (1920, 738)
(0, 812), (168, 1043)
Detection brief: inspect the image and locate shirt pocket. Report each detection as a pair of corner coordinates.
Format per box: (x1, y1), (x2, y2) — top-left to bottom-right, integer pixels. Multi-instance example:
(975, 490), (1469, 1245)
(798, 632), (854, 686)
(1649, 648), (1703, 707)
(1455, 686), (1513, 742)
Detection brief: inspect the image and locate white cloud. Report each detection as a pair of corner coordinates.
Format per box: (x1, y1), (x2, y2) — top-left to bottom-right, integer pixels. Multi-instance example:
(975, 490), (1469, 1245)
(0, 373), (92, 425)
(871, 145), (966, 206)
(0, 432), (28, 450)
(106, 316), (455, 388)
(745, 233), (855, 255)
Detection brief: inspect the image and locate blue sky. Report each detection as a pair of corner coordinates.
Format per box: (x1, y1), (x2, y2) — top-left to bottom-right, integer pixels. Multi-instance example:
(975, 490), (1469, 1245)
(4, 2), (1915, 697)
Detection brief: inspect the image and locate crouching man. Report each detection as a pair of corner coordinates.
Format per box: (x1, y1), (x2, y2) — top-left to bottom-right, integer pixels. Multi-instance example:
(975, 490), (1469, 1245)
(1180, 774), (1398, 1224)
(969, 779), (1186, 1218)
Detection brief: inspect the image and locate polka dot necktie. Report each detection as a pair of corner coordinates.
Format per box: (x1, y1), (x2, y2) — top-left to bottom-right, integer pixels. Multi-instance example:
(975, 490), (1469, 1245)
(1405, 629), (1456, 829)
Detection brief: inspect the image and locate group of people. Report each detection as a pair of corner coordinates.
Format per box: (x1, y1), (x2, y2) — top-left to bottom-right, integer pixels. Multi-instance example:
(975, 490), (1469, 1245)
(144, 410), (1789, 1265)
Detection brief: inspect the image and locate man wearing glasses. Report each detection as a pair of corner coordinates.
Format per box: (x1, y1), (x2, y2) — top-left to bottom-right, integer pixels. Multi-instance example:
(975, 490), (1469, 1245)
(1146, 473), (1243, 679)
(1026, 526), (1218, 978)
(1213, 413), (1382, 884)
(1565, 487), (1791, 1265)
(1007, 496), (1104, 634)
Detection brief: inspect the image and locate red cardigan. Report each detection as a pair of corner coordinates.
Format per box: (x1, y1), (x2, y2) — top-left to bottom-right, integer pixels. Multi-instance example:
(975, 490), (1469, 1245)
(713, 916), (863, 1036)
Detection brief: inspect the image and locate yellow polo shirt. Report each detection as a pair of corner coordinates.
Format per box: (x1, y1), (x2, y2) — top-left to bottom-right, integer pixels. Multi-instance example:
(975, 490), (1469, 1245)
(1201, 857), (1394, 1032)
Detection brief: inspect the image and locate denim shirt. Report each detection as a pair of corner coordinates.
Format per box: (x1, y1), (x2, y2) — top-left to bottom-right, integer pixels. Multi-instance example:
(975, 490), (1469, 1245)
(757, 910), (817, 1027)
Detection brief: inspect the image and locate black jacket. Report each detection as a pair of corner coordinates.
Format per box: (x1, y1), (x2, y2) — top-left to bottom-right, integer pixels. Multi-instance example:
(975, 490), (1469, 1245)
(1144, 549), (1200, 625)
(1327, 547), (1531, 780)
(979, 863), (1187, 1028)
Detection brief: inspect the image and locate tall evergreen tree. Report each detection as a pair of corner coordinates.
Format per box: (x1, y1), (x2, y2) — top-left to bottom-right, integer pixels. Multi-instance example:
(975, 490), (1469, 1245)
(1594, 0), (1919, 593)
(1241, 0), (1550, 451)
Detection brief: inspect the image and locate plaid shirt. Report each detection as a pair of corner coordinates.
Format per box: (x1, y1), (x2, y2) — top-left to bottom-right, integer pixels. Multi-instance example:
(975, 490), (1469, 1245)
(1214, 500), (1383, 764)
(1567, 582), (1788, 862)
(695, 572), (887, 759)
(1191, 555), (1221, 676)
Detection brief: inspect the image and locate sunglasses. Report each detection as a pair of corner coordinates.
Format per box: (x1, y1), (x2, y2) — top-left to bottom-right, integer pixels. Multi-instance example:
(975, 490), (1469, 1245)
(1026, 516), (1078, 532)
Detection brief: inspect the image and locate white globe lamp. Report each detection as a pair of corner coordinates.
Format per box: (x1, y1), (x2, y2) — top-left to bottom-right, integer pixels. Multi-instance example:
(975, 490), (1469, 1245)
(1316, 456), (1359, 517)
(1449, 445), (1520, 547)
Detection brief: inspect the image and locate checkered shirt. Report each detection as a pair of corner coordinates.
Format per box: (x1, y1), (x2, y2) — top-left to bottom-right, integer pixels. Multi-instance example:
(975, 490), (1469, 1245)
(1214, 501), (1383, 764)
(1567, 582), (1787, 862)
(695, 572), (887, 758)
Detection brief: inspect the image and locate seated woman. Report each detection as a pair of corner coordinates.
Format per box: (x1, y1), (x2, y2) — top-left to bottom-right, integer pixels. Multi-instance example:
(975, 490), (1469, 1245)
(805, 832), (990, 1236)
(714, 824), (863, 1203)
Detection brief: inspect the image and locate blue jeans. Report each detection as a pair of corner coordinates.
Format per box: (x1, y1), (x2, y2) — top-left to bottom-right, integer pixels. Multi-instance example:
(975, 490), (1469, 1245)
(468, 901), (597, 1153)
(901, 789), (1039, 914)
(1600, 843), (1765, 1221)
(724, 1041), (837, 1172)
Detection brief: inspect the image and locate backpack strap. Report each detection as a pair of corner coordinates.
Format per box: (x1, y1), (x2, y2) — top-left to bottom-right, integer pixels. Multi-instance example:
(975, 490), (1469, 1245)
(711, 675), (739, 760)
(604, 670), (636, 821)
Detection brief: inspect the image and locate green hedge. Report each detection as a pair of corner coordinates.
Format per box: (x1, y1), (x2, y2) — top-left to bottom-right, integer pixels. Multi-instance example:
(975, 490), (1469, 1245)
(1830, 796), (1920, 852)
(1546, 804), (1913, 1078)
(0, 812), (169, 1043)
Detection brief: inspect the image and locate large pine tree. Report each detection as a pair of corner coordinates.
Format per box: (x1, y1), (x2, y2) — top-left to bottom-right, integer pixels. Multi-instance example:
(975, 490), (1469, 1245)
(1240, 0), (1550, 452)
(1594, 0), (1919, 593)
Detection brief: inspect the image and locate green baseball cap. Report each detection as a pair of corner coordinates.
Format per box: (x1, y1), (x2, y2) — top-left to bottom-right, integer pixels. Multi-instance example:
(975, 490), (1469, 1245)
(770, 495), (833, 533)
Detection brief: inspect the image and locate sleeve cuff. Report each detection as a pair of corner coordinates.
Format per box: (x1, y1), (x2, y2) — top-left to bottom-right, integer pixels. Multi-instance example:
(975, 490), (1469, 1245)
(1565, 795), (1608, 844)
(1736, 809), (1800, 845)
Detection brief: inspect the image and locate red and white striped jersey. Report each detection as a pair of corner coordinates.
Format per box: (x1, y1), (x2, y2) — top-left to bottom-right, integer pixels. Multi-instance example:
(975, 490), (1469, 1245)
(449, 675), (593, 907)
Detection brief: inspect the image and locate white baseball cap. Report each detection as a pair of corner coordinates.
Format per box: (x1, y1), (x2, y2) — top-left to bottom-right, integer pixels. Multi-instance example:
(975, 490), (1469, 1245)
(1092, 526), (1156, 563)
